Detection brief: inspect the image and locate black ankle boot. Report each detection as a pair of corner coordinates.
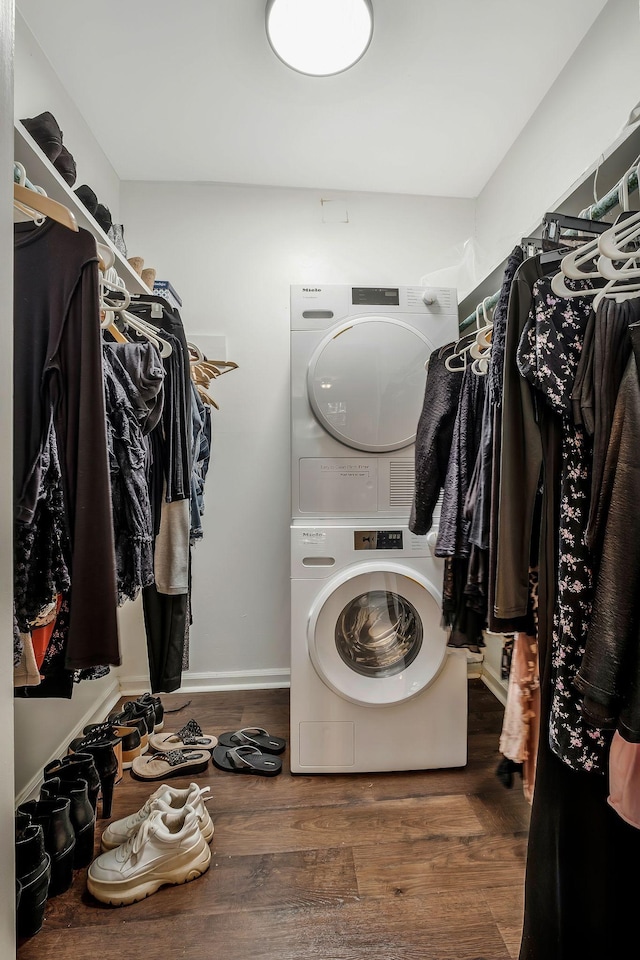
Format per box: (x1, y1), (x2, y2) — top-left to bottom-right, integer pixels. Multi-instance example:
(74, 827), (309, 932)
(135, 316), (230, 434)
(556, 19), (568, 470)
(40, 778), (96, 868)
(17, 799), (75, 897)
(19, 111), (63, 163)
(43, 753), (100, 815)
(15, 822), (51, 938)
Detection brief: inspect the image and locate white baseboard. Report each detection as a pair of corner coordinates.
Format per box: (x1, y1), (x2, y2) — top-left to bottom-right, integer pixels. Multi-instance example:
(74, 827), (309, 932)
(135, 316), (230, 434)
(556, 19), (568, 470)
(117, 667), (291, 697)
(15, 676), (123, 806)
(481, 660), (508, 707)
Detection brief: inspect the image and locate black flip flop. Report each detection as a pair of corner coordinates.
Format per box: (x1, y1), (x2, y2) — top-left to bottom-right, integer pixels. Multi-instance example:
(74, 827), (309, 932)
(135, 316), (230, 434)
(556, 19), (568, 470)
(212, 744), (282, 777)
(216, 726), (286, 755)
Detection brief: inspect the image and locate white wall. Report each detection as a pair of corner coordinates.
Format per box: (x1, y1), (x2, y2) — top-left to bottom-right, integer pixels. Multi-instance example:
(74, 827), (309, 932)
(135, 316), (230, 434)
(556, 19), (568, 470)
(118, 181), (475, 685)
(475, 0), (640, 276)
(1, 0), (16, 949)
(14, 10), (121, 221)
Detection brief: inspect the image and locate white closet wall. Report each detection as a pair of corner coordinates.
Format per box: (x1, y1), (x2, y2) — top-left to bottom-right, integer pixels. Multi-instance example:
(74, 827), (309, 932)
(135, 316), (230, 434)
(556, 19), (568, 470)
(475, 0), (640, 277)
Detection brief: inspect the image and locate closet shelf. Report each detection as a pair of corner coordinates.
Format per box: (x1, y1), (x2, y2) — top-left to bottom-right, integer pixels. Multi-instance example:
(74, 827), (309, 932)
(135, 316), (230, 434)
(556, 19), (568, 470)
(13, 121), (151, 296)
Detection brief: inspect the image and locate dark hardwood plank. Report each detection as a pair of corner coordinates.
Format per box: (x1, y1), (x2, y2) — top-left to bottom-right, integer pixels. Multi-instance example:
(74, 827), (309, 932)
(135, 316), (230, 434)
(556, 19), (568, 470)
(352, 833), (527, 898)
(23, 894), (513, 960)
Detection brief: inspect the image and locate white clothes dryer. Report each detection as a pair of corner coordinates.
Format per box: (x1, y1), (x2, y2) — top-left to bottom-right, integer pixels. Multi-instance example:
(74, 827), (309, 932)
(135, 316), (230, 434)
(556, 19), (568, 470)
(291, 284), (458, 519)
(290, 520), (468, 773)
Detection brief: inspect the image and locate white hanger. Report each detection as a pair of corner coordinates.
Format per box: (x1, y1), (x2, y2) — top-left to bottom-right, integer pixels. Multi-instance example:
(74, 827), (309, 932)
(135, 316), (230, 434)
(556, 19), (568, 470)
(13, 161), (78, 232)
(120, 310), (173, 358)
(445, 305), (481, 371)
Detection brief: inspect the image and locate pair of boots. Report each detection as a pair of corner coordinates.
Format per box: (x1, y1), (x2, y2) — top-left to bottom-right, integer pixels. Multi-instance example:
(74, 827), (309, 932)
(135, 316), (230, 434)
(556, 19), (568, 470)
(17, 754), (103, 904)
(19, 111), (77, 186)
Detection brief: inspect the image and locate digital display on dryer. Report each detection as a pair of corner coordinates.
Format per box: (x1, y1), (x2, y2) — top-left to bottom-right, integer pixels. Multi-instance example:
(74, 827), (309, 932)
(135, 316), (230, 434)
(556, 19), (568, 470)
(351, 287), (400, 306)
(354, 530), (403, 550)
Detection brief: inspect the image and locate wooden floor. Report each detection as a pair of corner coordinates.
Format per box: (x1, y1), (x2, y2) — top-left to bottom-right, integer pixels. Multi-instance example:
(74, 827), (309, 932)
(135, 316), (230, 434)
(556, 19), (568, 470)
(18, 680), (530, 960)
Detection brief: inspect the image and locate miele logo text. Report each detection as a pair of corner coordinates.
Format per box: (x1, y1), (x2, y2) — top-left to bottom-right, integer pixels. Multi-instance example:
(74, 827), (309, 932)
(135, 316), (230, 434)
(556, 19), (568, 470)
(302, 288), (322, 293)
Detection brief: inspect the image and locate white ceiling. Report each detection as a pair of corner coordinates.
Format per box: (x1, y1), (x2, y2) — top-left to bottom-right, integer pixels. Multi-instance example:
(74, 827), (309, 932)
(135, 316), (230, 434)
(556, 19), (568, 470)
(17, 0), (608, 198)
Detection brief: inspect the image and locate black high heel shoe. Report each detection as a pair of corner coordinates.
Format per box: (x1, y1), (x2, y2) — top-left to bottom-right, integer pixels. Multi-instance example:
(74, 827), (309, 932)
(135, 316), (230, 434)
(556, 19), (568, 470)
(69, 727), (123, 783)
(17, 798), (75, 897)
(67, 741), (119, 819)
(40, 778), (96, 869)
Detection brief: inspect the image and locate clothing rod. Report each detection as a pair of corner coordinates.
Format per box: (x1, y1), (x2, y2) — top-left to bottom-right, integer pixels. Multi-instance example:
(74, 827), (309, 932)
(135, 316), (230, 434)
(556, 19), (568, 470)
(459, 162), (640, 332)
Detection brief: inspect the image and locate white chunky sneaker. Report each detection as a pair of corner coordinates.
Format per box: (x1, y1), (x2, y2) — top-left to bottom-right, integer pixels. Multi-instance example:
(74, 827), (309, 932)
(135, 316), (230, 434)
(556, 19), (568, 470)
(87, 806), (211, 906)
(100, 783), (214, 851)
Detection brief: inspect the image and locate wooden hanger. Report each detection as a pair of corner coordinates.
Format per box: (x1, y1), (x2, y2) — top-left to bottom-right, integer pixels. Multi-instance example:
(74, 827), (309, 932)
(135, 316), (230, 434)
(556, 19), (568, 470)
(14, 182), (78, 232)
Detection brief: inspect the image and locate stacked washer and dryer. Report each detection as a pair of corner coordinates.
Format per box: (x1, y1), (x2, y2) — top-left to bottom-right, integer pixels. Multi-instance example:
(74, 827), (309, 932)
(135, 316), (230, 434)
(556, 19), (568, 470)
(290, 284), (468, 773)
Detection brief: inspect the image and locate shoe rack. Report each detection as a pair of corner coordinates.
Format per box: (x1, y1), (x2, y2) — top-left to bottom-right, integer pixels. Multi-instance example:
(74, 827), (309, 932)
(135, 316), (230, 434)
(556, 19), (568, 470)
(13, 120), (151, 297)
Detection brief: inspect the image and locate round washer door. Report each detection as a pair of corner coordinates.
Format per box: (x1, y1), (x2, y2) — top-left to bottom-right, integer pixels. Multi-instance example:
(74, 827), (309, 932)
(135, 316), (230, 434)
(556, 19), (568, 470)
(307, 316), (431, 452)
(308, 561), (446, 706)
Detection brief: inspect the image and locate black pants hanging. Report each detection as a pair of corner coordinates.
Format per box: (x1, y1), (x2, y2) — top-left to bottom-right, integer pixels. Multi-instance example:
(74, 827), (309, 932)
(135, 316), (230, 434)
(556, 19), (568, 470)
(141, 584), (187, 694)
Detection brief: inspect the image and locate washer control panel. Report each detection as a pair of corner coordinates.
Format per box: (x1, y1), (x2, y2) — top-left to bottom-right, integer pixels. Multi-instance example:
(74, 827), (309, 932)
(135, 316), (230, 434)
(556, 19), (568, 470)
(354, 530), (403, 550)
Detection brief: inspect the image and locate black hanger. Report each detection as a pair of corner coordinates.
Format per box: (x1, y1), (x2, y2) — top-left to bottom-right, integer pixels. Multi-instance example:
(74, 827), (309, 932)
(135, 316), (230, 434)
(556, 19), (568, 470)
(542, 211), (610, 246)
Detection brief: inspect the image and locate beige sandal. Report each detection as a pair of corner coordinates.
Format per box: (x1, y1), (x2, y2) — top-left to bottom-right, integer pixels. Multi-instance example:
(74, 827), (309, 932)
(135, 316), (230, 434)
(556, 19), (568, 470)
(131, 748), (210, 781)
(149, 719), (218, 753)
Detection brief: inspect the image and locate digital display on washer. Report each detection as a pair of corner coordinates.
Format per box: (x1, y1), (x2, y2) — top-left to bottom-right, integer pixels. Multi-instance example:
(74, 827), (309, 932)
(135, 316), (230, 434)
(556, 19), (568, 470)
(354, 530), (403, 550)
(351, 287), (400, 306)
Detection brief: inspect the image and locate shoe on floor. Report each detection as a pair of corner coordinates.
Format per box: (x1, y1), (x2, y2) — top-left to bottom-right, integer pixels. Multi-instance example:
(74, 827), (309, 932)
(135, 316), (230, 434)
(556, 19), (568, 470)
(212, 744), (283, 777)
(216, 726), (286, 755)
(87, 806), (211, 907)
(131, 748), (210, 782)
(134, 693), (164, 732)
(100, 783), (214, 851)
(149, 719), (217, 753)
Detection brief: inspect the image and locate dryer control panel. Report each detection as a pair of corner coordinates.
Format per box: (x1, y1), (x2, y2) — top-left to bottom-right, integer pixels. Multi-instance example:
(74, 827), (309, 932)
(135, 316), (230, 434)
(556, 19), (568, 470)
(354, 530), (403, 550)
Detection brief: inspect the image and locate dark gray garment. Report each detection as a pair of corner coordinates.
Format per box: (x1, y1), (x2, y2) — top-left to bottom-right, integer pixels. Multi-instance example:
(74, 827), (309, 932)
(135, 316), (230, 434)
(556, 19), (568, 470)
(409, 344), (463, 535)
(102, 344), (155, 605)
(572, 296), (637, 554)
(493, 256), (547, 621)
(435, 362), (486, 558)
(575, 323), (640, 741)
(469, 245), (524, 553)
(189, 382), (212, 544)
(108, 340), (165, 434)
(489, 245), (525, 407)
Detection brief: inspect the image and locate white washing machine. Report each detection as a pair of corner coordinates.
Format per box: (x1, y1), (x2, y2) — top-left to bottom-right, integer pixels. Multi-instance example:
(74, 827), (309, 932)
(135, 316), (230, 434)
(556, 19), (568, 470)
(290, 520), (468, 773)
(291, 284), (458, 519)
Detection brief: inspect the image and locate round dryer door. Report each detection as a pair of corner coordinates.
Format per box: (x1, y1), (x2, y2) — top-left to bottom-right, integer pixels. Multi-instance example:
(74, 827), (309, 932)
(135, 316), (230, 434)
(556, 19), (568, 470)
(307, 316), (431, 452)
(307, 561), (446, 706)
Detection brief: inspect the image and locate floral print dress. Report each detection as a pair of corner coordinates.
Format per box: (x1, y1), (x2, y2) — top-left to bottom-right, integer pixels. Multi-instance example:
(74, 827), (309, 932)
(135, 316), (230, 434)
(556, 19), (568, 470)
(517, 277), (609, 774)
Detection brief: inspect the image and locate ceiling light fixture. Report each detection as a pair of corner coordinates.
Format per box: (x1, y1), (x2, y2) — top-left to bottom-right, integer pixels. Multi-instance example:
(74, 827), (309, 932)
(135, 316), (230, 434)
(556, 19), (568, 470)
(265, 0), (373, 77)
